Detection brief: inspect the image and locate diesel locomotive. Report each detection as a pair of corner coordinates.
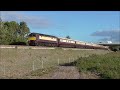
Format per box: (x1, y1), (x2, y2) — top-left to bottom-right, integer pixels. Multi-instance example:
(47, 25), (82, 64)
(28, 33), (109, 50)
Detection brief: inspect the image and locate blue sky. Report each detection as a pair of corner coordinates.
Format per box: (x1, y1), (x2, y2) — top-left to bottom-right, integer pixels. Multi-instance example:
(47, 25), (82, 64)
(1, 11), (120, 43)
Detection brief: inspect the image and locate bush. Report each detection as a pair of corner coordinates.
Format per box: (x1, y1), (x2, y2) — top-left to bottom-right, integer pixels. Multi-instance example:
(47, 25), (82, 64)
(75, 52), (120, 79)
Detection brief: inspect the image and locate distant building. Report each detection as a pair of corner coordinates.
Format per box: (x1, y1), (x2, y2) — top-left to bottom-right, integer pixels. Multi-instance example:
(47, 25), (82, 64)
(107, 41), (112, 44)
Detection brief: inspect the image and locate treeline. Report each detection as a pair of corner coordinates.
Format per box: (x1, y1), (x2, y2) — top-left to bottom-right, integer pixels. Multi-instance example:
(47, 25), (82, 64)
(0, 20), (30, 45)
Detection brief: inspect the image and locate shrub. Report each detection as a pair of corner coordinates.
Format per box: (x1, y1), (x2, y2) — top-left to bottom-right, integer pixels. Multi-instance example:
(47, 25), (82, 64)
(75, 52), (120, 79)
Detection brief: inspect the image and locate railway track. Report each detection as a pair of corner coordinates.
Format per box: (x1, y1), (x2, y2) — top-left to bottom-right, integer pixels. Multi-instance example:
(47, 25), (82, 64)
(0, 45), (97, 50)
(0, 45), (55, 49)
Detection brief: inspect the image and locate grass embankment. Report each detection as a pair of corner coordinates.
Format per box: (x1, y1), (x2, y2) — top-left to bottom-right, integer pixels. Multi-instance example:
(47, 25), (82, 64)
(0, 48), (110, 78)
(75, 51), (120, 79)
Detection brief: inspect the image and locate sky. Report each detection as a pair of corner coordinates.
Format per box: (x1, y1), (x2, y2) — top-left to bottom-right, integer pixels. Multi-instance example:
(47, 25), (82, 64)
(1, 11), (120, 44)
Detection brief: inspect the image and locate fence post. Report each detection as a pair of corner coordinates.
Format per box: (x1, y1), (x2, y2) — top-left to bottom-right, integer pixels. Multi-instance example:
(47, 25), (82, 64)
(32, 61), (35, 71)
(3, 64), (5, 76)
(42, 60), (43, 69)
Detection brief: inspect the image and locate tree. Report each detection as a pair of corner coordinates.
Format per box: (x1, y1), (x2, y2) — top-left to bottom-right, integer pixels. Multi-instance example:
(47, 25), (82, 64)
(0, 21), (10, 44)
(66, 35), (71, 39)
(3, 21), (20, 44)
(19, 21), (30, 41)
(0, 21), (30, 45)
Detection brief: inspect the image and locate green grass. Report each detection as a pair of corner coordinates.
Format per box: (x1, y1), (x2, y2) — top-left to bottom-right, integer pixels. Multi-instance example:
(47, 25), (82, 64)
(29, 66), (57, 76)
(76, 51), (120, 79)
(0, 48), (110, 78)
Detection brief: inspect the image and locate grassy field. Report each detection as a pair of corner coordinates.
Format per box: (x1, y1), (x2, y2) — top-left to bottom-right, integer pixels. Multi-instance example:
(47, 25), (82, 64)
(0, 48), (110, 79)
(75, 51), (120, 79)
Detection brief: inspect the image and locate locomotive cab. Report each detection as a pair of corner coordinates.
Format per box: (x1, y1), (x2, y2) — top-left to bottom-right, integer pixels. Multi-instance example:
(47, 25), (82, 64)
(28, 33), (38, 46)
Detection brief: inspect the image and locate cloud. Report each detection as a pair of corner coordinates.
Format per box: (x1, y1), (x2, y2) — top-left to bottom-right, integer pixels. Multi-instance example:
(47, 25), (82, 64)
(91, 30), (120, 43)
(1, 11), (51, 28)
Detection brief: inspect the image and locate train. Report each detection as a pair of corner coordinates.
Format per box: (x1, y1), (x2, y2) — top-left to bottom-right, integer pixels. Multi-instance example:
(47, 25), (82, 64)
(28, 33), (109, 50)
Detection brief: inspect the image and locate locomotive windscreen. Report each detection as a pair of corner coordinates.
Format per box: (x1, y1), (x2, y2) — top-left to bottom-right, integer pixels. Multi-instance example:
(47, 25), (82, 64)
(29, 33), (37, 37)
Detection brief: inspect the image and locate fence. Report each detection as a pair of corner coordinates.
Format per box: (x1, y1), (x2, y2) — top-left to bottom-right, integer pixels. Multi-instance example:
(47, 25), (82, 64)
(0, 47), (110, 78)
(0, 48), (78, 78)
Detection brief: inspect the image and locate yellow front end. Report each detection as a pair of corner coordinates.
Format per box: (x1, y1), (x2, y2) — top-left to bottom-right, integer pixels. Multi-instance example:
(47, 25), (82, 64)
(28, 37), (36, 41)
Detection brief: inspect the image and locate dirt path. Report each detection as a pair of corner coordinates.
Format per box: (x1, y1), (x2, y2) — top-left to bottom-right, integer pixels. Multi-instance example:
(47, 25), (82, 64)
(26, 66), (100, 79)
(25, 66), (80, 79)
(39, 66), (80, 79)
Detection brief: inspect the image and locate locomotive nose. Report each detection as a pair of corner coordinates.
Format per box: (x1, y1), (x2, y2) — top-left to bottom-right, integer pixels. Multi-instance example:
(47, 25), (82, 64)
(28, 37), (36, 41)
(28, 37), (37, 46)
